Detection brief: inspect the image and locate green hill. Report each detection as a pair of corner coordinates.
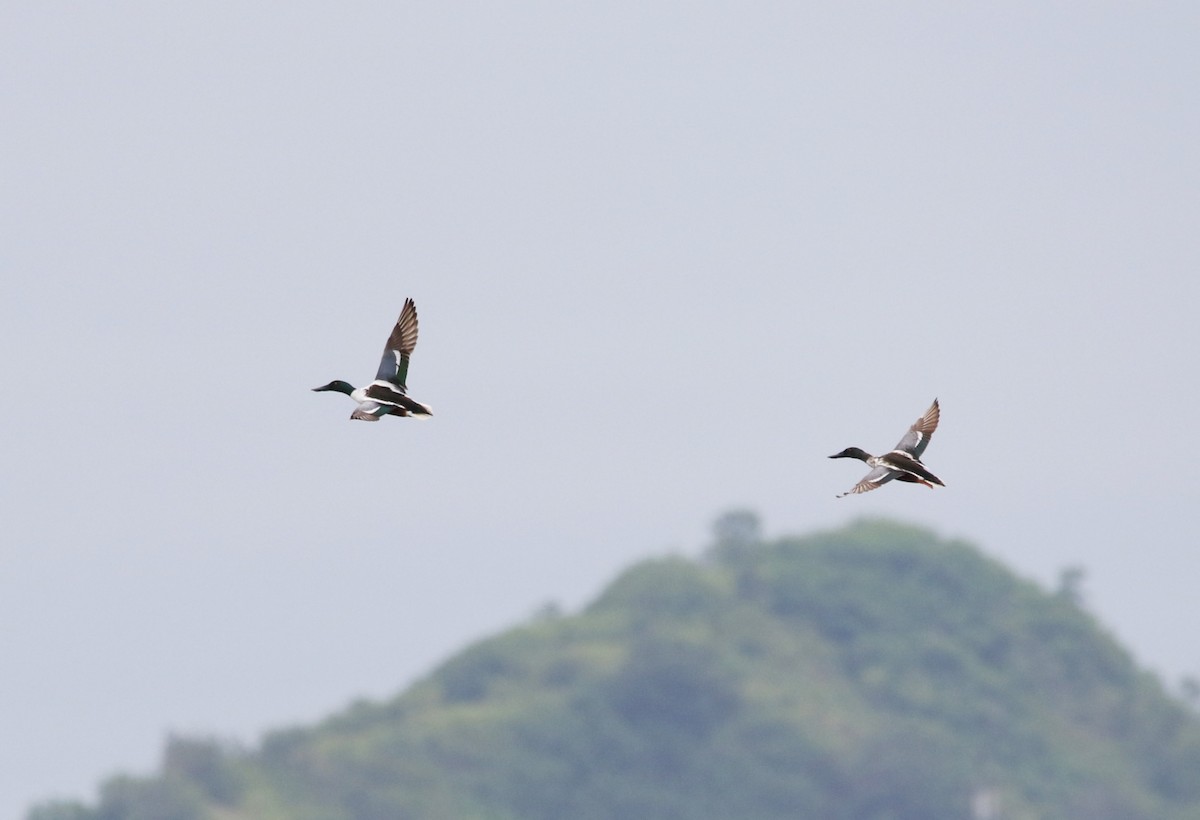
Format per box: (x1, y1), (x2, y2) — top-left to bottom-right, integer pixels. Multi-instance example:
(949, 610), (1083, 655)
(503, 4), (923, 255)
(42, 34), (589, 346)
(31, 519), (1200, 820)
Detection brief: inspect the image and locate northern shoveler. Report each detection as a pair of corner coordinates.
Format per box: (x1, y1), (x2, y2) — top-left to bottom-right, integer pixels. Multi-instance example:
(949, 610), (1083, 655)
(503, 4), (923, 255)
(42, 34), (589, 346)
(313, 298), (433, 422)
(829, 399), (943, 498)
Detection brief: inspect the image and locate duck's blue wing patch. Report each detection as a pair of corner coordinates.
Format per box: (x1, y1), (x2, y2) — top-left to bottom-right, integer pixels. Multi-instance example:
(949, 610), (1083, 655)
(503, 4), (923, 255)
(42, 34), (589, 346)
(375, 349), (406, 386)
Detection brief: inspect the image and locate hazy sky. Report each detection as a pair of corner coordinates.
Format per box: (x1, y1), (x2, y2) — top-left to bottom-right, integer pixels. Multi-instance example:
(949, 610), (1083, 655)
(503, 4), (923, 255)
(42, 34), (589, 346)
(4, 3), (1198, 816)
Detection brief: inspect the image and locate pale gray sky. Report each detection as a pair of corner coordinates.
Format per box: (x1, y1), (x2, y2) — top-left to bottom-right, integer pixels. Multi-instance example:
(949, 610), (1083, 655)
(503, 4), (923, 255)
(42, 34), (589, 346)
(4, 3), (1198, 816)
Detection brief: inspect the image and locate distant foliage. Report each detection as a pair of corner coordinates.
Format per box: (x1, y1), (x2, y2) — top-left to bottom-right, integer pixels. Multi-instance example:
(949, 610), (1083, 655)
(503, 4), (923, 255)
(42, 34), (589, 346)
(589, 556), (727, 620)
(29, 518), (1200, 820)
(707, 509), (763, 563)
(845, 725), (973, 820)
(92, 775), (205, 820)
(604, 635), (739, 738)
(161, 735), (244, 805)
(26, 803), (92, 820)
(438, 639), (518, 703)
(1056, 564), (1088, 606)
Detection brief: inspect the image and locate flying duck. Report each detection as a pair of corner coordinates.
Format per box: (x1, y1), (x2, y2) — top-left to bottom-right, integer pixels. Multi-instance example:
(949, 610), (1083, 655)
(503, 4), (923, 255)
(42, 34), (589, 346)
(313, 298), (433, 421)
(829, 398), (943, 498)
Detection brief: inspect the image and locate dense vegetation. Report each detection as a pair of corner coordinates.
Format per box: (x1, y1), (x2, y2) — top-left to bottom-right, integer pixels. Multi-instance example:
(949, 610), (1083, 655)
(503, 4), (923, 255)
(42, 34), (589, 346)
(31, 518), (1200, 820)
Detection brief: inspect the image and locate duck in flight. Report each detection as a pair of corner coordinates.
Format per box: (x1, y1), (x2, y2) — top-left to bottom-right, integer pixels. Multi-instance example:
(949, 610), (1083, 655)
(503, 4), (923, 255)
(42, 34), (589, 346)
(313, 298), (433, 421)
(829, 399), (943, 498)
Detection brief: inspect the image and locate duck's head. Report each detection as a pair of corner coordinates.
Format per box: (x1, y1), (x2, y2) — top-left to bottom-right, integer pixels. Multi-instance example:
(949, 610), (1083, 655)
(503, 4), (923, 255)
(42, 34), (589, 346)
(829, 447), (871, 462)
(312, 380), (355, 395)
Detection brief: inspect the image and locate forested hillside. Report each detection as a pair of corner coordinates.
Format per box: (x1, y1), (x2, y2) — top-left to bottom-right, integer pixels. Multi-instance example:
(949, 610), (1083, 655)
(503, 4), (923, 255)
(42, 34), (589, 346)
(31, 519), (1200, 820)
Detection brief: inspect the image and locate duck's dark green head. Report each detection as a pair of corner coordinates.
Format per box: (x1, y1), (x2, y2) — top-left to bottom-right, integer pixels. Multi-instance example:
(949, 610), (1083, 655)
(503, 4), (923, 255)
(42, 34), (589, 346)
(829, 447), (871, 462)
(312, 380), (355, 395)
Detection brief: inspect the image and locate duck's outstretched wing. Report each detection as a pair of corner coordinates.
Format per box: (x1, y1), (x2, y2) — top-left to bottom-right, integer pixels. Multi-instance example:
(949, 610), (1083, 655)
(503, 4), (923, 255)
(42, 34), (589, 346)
(374, 298), (420, 391)
(350, 402), (385, 422)
(893, 398), (940, 458)
(836, 465), (899, 498)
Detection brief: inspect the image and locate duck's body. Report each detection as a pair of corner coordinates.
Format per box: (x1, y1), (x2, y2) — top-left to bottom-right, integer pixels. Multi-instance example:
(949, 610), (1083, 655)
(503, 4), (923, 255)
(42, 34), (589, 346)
(313, 298), (433, 422)
(829, 399), (943, 498)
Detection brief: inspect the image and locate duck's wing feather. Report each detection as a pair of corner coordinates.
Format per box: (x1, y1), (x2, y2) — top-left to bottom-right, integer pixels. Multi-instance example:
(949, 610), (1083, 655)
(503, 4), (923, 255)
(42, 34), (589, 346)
(350, 402), (385, 422)
(374, 298), (419, 389)
(893, 398), (940, 458)
(880, 450), (943, 485)
(363, 381), (433, 417)
(836, 465), (899, 498)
